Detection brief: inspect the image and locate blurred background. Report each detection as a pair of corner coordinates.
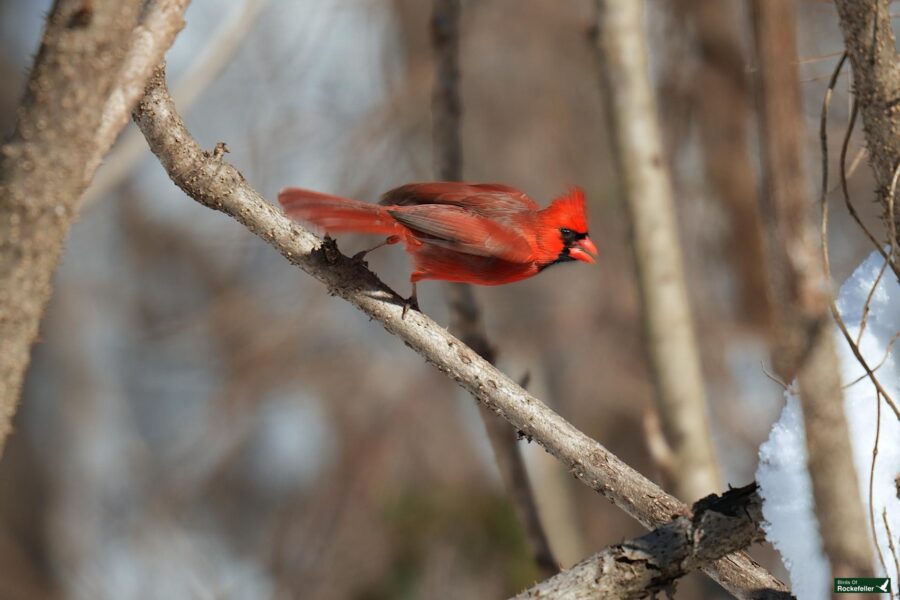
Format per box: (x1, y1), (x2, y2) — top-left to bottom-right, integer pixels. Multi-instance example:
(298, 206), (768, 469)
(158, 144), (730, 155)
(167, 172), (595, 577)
(0, 0), (887, 598)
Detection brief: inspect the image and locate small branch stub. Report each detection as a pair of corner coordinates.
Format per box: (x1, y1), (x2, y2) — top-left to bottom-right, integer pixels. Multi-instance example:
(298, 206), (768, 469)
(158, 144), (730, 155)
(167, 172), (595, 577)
(515, 484), (780, 599)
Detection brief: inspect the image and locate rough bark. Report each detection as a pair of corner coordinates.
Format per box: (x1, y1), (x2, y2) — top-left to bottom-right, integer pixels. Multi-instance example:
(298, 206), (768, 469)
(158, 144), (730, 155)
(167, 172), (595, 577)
(833, 0), (900, 250)
(594, 0), (720, 503)
(133, 67), (790, 599)
(430, 0), (558, 577)
(750, 0), (875, 581)
(0, 0), (163, 454)
(514, 483), (778, 600)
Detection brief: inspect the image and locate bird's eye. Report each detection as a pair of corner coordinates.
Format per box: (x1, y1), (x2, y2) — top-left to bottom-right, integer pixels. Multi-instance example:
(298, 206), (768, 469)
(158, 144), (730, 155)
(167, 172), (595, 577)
(559, 227), (586, 245)
(560, 227), (579, 243)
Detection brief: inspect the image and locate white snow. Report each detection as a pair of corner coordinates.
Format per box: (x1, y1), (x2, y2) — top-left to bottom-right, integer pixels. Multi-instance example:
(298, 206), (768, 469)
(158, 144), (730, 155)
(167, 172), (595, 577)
(757, 251), (900, 599)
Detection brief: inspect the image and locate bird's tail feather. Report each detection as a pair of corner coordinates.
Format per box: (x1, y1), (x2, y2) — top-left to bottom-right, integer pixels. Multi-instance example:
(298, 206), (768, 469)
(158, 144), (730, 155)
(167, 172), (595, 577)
(278, 188), (400, 235)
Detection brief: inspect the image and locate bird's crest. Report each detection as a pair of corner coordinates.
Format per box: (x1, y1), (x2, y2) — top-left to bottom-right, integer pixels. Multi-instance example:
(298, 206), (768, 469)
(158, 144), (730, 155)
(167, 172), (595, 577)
(544, 187), (588, 232)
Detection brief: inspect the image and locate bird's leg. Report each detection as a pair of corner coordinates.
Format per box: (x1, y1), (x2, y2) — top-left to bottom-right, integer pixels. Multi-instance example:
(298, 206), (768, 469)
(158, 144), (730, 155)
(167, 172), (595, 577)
(402, 281), (420, 319)
(352, 235), (400, 262)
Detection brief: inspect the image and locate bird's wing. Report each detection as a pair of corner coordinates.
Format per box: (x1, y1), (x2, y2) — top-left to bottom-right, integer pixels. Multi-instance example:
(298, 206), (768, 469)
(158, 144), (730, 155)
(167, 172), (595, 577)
(387, 205), (534, 263)
(380, 182), (540, 215)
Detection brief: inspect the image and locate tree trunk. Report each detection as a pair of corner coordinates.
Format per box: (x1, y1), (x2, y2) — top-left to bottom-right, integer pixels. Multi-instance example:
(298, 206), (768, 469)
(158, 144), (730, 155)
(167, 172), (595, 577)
(594, 0), (720, 503)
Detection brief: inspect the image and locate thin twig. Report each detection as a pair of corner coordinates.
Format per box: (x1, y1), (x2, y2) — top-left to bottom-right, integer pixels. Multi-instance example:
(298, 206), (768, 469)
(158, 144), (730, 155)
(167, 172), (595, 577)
(760, 361), (793, 393)
(841, 101), (898, 276)
(798, 49), (849, 65)
(842, 145), (868, 189)
(821, 53), (900, 420)
(834, 0), (900, 251)
(871, 391), (890, 589)
(884, 508), (900, 594)
(888, 158), (899, 269)
(857, 147), (898, 343)
(746, 49), (845, 72)
(830, 314), (900, 419)
(843, 332), (900, 389)
(857, 257), (889, 344)
(821, 53), (849, 194)
(133, 66), (791, 599)
(840, 99), (899, 278)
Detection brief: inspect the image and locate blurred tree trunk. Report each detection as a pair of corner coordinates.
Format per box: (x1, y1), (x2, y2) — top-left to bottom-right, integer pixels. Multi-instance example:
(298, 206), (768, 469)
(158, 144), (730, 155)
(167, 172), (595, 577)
(430, 0), (558, 577)
(749, 0), (875, 582)
(0, 0), (188, 456)
(594, 0), (720, 503)
(683, 0), (773, 332)
(0, 0), (144, 454)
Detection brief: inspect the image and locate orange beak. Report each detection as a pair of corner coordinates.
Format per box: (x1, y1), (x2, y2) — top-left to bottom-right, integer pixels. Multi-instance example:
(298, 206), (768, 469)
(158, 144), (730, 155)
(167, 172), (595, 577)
(569, 237), (598, 264)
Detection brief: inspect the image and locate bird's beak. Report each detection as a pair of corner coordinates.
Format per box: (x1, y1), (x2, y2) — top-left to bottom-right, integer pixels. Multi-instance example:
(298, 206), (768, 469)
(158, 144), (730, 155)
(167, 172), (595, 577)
(569, 237), (598, 264)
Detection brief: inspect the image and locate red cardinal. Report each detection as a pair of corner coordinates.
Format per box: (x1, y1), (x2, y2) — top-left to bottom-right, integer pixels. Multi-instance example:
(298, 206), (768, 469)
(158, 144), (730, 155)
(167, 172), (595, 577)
(278, 182), (597, 313)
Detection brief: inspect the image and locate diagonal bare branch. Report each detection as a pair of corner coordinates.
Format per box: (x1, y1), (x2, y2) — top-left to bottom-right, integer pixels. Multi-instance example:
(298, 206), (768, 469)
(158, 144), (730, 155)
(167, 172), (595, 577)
(132, 65), (790, 599)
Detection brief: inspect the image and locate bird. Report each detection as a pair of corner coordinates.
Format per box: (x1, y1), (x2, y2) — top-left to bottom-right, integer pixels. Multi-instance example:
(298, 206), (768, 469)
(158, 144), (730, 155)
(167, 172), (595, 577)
(278, 182), (597, 315)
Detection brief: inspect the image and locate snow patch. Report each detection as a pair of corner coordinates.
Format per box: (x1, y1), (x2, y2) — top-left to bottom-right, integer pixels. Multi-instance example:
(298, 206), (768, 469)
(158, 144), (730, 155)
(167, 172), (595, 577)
(757, 251), (900, 600)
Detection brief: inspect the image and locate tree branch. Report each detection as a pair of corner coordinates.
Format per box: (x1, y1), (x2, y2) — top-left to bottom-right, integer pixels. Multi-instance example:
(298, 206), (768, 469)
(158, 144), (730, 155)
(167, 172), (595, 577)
(514, 483), (782, 599)
(84, 0), (263, 207)
(84, 0), (191, 189)
(133, 65), (790, 599)
(0, 0), (189, 454)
